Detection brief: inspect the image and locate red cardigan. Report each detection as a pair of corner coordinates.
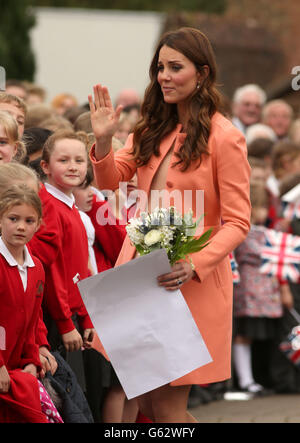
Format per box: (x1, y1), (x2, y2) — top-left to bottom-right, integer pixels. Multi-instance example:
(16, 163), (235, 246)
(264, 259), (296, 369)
(0, 253), (44, 371)
(0, 370), (48, 423)
(39, 186), (93, 334)
(86, 194), (126, 272)
(28, 183), (62, 349)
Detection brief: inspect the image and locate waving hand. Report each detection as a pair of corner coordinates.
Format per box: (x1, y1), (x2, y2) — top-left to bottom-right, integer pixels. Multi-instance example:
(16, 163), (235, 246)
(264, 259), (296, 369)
(88, 84), (123, 142)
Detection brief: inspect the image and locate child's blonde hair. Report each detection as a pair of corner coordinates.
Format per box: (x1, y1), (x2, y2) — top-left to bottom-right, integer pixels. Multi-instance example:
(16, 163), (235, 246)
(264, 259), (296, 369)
(41, 129), (89, 164)
(0, 92), (27, 116)
(0, 111), (26, 163)
(0, 163), (40, 196)
(0, 183), (42, 221)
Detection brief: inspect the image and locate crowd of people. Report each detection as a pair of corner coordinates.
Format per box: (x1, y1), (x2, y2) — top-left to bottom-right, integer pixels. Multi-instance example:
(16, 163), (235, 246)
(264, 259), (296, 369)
(0, 28), (300, 423)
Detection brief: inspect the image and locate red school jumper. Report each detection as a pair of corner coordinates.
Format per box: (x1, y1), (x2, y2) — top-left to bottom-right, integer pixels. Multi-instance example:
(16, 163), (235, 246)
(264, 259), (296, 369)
(0, 247), (47, 422)
(39, 184), (93, 335)
(86, 193), (126, 272)
(28, 183), (62, 349)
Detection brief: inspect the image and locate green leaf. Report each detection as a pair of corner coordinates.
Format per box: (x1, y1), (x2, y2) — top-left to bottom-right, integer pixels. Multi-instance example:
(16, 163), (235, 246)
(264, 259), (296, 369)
(135, 244), (147, 255)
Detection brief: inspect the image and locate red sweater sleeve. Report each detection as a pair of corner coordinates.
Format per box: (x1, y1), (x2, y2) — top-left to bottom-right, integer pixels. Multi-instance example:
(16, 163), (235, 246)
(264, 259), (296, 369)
(43, 254), (75, 335)
(28, 184), (61, 267)
(87, 195), (126, 268)
(36, 308), (49, 349)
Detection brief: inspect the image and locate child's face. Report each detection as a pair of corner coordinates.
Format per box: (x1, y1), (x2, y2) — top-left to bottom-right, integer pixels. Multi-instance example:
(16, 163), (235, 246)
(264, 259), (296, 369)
(73, 185), (94, 212)
(41, 138), (87, 196)
(251, 206), (268, 225)
(0, 103), (25, 137)
(291, 154), (300, 174)
(0, 124), (17, 164)
(250, 167), (266, 184)
(0, 203), (40, 252)
(114, 120), (132, 144)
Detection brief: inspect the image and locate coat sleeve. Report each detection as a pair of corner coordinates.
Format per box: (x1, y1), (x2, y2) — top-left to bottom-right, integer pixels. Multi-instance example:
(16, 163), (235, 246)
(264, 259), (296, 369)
(90, 134), (137, 191)
(192, 126), (251, 283)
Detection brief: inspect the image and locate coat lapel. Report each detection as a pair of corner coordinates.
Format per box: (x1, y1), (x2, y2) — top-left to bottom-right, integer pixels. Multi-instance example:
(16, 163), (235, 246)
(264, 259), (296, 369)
(137, 124), (183, 196)
(117, 124), (186, 266)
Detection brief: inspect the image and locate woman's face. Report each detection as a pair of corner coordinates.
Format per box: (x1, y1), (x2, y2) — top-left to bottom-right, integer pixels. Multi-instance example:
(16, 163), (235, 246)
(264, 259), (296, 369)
(157, 45), (200, 106)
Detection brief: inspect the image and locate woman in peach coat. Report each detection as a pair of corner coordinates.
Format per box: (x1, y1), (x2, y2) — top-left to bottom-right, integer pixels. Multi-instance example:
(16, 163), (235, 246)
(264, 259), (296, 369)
(88, 27), (251, 422)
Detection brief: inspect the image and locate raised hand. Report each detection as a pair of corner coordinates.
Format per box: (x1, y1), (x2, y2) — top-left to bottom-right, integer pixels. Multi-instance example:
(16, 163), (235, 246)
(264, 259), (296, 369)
(88, 84), (123, 142)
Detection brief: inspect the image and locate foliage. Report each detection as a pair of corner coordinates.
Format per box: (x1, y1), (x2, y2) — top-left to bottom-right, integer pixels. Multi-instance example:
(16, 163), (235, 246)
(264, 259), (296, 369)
(29, 0), (226, 14)
(0, 0), (36, 81)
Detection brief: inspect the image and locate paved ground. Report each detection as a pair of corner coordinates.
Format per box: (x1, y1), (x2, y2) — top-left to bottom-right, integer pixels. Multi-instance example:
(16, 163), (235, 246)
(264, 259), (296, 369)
(190, 393), (300, 423)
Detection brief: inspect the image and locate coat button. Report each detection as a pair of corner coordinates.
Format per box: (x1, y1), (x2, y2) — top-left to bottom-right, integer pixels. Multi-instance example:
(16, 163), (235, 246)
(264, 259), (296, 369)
(166, 181), (173, 188)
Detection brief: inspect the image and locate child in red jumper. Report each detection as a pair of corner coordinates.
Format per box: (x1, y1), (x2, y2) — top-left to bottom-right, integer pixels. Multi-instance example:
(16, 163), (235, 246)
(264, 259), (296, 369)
(40, 130), (95, 394)
(0, 162), (58, 378)
(0, 184), (62, 422)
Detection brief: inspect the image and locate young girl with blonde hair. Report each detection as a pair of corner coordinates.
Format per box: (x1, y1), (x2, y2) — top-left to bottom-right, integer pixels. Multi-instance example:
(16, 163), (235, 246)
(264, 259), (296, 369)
(0, 111), (26, 164)
(0, 162), (58, 378)
(0, 184), (62, 423)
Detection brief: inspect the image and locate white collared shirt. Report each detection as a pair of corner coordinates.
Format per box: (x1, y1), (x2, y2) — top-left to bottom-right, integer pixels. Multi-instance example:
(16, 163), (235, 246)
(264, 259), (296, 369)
(44, 182), (75, 209)
(0, 237), (35, 291)
(79, 210), (97, 275)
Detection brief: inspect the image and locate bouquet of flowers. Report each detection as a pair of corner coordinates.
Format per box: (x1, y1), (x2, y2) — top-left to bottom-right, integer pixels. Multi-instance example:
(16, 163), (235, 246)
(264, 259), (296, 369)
(126, 206), (212, 266)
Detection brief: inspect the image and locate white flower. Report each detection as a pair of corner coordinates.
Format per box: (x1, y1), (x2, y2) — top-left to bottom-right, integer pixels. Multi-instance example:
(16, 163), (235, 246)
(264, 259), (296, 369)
(126, 225), (144, 244)
(144, 229), (162, 246)
(160, 225), (174, 247)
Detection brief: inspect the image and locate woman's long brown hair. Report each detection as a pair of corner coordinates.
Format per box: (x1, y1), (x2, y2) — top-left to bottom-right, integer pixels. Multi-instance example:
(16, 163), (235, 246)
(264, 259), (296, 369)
(131, 27), (222, 171)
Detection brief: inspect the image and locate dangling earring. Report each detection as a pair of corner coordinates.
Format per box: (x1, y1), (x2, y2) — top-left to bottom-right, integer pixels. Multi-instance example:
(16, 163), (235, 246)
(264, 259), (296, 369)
(196, 82), (201, 90)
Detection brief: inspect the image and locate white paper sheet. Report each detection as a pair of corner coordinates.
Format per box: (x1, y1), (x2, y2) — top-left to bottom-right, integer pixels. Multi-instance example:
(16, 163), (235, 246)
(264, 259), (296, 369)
(78, 249), (212, 399)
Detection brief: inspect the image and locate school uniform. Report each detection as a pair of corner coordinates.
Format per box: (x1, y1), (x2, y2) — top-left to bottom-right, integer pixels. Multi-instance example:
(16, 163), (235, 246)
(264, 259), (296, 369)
(40, 183), (93, 336)
(83, 194), (126, 421)
(29, 183), (61, 267)
(79, 210), (98, 276)
(28, 182), (63, 350)
(86, 193), (126, 272)
(0, 237), (44, 372)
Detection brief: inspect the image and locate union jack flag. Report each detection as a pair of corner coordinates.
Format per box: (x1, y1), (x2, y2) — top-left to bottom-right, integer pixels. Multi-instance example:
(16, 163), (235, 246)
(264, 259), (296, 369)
(229, 251), (240, 284)
(259, 229), (300, 283)
(279, 325), (300, 368)
(282, 201), (300, 221)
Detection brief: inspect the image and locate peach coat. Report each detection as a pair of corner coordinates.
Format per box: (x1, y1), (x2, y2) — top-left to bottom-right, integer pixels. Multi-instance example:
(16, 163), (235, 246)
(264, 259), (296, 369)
(90, 112), (251, 385)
